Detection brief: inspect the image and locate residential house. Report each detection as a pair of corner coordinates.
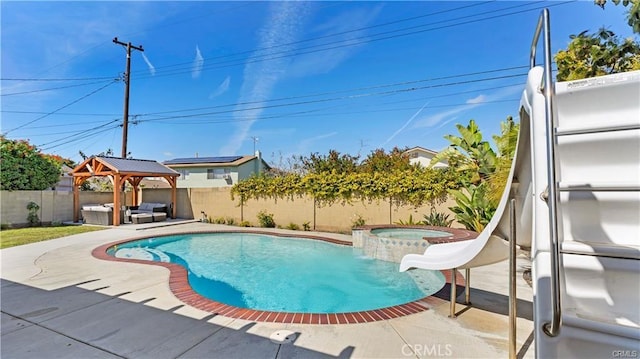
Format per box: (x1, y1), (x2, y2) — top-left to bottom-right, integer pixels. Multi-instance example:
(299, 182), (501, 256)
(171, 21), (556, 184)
(164, 151), (270, 188)
(403, 146), (448, 168)
(53, 164), (74, 191)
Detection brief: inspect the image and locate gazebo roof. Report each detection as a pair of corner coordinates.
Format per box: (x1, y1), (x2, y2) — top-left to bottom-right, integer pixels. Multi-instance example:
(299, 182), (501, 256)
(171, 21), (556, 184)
(71, 156), (179, 178)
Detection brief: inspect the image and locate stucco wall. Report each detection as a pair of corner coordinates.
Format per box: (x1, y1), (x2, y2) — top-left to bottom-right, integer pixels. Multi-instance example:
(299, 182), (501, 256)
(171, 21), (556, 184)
(0, 191), (131, 227)
(140, 187), (456, 232)
(1, 187), (456, 231)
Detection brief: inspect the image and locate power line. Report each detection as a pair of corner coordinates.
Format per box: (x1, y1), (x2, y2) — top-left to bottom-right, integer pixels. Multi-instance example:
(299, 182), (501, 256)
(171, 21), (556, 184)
(3, 80), (117, 135)
(130, 1), (565, 80)
(137, 82), (524, 125)
(132, 1), (496, 75)
(136, 65), (527, 117)
(145, 99), (521, 126)
(42, 125), (123, 152)
(39, 120), (122, 149)
(0, 110), (120, 117)
(0, 76), (117, 82)
(1, 79), (118, 97)
(136, 73), (526, 123)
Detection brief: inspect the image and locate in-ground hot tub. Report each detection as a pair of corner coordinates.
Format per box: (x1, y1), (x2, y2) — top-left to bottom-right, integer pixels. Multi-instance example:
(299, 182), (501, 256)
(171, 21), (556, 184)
(352, 225), (476, 263)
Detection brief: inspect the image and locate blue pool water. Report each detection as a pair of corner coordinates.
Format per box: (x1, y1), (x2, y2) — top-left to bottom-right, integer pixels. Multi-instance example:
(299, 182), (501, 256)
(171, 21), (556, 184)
(109, 232), (445, 313)
(371, 228), (452, 240)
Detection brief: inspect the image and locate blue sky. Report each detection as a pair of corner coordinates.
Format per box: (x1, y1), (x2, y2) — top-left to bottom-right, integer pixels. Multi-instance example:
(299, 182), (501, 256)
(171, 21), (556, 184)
(1, 1), (635, 166)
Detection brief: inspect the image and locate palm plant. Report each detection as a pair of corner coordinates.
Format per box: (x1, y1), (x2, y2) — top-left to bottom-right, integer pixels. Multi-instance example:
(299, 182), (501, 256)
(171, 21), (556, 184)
(431, 117), (518, 232)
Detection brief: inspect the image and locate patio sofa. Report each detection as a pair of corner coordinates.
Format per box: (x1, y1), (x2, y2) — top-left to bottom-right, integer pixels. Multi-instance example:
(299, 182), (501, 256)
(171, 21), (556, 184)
(81, 205), (124, 226)
(130, 202), (168, 215)
(130, 202), (169, 222)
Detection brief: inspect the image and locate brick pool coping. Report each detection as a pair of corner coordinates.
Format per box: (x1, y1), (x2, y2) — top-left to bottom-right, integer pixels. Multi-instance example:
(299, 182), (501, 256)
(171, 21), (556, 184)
(92, 230), (466, 324)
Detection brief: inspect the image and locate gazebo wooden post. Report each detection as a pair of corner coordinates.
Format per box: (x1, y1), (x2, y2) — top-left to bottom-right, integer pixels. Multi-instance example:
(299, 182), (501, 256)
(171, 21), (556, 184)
(132, 184), (139, 206)
(172, 182), (177, 219)
(113, 174), (121, 226)
(73, 178), (81, 223)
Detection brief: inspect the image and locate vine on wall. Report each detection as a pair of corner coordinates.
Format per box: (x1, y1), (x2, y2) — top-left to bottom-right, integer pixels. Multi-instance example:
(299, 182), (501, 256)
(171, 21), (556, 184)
(231, 167), (461, 208)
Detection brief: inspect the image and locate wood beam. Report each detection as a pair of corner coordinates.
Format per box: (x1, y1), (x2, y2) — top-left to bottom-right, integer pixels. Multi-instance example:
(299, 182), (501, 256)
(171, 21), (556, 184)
(113, 174), (121, 226)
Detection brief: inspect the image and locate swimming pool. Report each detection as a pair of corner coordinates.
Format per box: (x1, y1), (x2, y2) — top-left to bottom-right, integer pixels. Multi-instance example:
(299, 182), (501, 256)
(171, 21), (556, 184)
(104, 232), (445, 315)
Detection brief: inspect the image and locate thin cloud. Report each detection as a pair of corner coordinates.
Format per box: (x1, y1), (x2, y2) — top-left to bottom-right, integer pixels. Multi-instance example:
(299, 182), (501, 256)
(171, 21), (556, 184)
(382, 100), (430, 146)
(192, 45), (204, 79)
(220, 2), (311, 155)
(466, 94), (486, 104)
(209, 76), (230, 99)
(287, 131), (338, 158)
(141, 52), (155, 76)
(413, 86), (521, 129)
(414, 104), (477, 128)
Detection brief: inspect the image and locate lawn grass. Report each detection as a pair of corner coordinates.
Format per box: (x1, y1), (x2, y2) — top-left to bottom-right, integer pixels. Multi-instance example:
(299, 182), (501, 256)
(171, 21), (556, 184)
(0, 226), (106, 249)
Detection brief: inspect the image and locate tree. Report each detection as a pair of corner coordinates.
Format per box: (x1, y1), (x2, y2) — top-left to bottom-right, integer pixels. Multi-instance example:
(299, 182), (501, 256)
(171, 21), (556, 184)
(555, 28), (640, 81)
(358, 147), (413, 173)
(595, 0), (640, 33)
(0, 136), (62, 190)
(298, 150), (359, 174)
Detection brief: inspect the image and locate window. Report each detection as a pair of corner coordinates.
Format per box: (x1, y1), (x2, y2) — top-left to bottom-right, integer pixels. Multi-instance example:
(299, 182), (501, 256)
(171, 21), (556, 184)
(179, 169), (189, 180)
(207, 168), (231, 179)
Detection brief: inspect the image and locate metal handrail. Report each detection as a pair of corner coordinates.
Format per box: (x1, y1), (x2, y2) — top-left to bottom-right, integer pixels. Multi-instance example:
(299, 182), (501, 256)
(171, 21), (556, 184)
(509, 199), (517, 358)
(530, 8), (562, 338)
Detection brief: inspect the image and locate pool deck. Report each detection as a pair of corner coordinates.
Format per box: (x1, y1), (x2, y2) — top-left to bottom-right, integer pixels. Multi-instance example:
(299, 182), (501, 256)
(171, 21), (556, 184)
(1, 222), (534, 358)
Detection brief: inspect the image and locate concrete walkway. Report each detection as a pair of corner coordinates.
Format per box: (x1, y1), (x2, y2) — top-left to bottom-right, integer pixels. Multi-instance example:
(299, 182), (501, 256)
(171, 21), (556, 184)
(1, 223), (534, 358)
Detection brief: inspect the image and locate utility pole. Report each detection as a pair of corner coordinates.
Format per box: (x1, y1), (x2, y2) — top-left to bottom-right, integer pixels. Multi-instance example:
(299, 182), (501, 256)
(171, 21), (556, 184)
(113, 37), (143, 159)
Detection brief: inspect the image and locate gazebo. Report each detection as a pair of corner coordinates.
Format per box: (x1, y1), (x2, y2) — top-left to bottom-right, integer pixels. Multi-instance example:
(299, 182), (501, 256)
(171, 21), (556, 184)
(70, 156), (179, 226)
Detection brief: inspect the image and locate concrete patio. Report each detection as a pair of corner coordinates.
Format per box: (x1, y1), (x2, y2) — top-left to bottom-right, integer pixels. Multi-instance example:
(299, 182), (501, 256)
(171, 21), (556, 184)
(1, 222), (534, 358)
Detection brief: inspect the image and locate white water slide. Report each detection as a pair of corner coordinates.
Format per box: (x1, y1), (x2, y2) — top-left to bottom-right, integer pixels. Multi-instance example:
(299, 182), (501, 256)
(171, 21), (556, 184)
(401, 9), (639, 357)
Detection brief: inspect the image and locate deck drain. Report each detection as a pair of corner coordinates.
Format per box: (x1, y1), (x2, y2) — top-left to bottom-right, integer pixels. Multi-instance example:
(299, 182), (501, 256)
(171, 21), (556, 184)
(270, 330), (297, 345)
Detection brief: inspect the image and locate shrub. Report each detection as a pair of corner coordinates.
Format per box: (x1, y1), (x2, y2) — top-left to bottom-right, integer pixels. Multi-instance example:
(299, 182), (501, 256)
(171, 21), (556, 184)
(26, 202), (40, 226)
(286, 223), (300, 230)
(239, 220), (252, 227)
(257, 210), (276, 228)
(302, 221), (311, 231)
(449, 184), (495, 232)
(395, 214), (419, 225)
(422, 209), (454, 227)
(214, 217), (226, 224)
(225, 217), (236, 225)
(351, 214), (365, 228)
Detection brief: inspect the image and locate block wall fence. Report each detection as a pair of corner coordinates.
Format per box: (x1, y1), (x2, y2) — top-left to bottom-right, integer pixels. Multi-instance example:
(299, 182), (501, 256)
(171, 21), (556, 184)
(142, 188), (457, 232)
(1, 188), (455, 231)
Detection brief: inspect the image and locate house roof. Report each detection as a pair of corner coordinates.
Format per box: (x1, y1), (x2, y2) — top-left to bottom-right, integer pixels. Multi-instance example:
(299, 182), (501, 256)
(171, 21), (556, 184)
(164, 155), (271, 169)
(164, 156), (244, 165)
(403, 146), (440, 156)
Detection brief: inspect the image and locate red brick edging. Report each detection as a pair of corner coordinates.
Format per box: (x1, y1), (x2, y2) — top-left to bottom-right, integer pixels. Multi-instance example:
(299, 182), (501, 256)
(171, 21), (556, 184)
(92, 230), (465, 324)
